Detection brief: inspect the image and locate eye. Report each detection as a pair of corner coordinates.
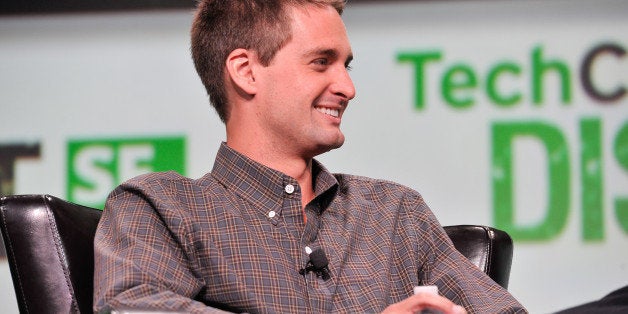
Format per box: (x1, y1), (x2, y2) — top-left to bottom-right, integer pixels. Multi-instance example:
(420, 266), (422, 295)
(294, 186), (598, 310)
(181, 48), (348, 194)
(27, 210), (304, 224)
(313, 58), (329, 66)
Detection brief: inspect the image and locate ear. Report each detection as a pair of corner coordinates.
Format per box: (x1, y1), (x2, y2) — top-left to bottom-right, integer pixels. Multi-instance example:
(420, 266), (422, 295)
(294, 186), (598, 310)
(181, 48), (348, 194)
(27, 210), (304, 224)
(225, 48), (258, 96)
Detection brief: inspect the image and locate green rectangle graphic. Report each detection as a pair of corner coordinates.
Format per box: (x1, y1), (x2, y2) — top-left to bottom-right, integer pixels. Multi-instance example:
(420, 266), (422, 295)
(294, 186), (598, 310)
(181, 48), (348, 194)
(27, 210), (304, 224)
(67, 136), (186, 209)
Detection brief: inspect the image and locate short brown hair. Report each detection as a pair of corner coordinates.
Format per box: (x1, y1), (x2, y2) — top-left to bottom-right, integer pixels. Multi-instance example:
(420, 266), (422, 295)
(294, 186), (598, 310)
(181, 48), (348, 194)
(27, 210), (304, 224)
(191, 0), (346, 123)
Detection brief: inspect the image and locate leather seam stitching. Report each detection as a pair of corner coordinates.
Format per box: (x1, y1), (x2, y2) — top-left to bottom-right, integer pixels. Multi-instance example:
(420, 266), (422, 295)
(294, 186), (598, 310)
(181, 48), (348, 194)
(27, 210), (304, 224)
(484, 227), (494, 277)
(44, 196), (81, 313)
(0, 196), (30, 314)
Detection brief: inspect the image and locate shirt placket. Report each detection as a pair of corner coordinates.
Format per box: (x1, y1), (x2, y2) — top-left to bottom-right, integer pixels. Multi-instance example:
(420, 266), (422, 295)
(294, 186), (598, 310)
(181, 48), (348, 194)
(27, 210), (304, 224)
(276, 178), (316, 312)
(299, 199), (335, 313)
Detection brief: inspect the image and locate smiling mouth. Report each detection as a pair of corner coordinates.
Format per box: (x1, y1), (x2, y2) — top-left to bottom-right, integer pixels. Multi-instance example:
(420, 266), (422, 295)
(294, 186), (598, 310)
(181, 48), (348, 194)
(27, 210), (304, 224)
(315, 107), (340, 118)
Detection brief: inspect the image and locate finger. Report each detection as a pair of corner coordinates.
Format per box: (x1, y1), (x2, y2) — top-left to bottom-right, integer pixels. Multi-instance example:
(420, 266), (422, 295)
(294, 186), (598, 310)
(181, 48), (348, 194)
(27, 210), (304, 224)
(408, 293), (467, 314)
(381, 293), (467, 314)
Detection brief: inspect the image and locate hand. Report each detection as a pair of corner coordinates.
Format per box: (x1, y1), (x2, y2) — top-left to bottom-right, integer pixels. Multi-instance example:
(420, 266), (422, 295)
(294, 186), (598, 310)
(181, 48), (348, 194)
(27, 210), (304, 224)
(381, 293), (467, 314)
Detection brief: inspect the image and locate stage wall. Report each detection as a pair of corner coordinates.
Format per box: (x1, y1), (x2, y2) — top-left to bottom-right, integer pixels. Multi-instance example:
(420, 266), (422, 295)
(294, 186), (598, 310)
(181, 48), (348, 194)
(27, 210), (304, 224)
(1, 0), (626, 312)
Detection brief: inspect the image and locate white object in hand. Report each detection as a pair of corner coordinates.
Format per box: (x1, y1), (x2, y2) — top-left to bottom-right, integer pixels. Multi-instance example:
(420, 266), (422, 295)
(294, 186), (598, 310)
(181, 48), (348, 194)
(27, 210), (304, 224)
(413, 285), (438, 296)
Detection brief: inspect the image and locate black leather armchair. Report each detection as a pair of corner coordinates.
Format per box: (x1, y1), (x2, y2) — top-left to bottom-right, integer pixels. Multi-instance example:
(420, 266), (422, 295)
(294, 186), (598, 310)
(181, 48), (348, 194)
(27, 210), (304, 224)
(443, 224), (513, 289)
(0, 194), (100, 313)
(0, 194), (513, 313)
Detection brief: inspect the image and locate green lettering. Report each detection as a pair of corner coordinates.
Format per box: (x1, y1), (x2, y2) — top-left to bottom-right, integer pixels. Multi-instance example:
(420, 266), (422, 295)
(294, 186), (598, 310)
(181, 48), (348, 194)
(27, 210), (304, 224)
(492, 121), (570, 241)
(580, 118), (604, 241)
(487, 62), (522, 107)
(614, 121), (628, 234)
(441, 63), (477, 109)
(531, 45), (572, 105)
(397, 51), (442, 110)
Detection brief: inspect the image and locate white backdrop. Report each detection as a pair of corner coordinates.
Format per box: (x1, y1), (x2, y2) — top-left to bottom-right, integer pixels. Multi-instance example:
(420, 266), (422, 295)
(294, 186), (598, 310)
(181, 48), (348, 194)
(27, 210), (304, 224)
(1, 0), (627, 312)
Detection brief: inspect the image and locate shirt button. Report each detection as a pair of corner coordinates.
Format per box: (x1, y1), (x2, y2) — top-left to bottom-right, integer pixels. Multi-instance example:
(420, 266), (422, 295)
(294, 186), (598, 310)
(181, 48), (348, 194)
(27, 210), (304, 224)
(305, 246), (313, 254)
(268, 211), (276, 218)
(284, 184), (295, 194)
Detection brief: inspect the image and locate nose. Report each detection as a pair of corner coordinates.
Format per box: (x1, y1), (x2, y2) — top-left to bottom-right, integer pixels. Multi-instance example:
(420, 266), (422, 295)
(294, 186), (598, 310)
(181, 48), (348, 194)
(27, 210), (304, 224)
(331, 66), (356, 101)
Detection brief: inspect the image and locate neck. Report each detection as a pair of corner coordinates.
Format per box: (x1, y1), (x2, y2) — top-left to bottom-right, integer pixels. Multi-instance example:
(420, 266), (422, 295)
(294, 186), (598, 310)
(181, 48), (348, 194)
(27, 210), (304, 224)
(225, 132), (316, 208)
(225, 102), (321, 207)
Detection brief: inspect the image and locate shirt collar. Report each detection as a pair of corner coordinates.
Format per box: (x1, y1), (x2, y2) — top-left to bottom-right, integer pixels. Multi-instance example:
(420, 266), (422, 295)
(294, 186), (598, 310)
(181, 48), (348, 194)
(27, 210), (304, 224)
(210, 142), (339, 212)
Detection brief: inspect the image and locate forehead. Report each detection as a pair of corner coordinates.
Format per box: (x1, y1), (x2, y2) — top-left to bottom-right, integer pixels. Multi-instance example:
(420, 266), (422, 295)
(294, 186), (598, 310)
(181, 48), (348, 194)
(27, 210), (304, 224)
(283, 4), (352, 57)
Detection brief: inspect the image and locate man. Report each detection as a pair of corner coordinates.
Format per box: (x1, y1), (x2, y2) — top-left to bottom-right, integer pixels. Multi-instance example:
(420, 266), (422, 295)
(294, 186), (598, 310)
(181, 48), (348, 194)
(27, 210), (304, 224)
(94, 0), (526, 313)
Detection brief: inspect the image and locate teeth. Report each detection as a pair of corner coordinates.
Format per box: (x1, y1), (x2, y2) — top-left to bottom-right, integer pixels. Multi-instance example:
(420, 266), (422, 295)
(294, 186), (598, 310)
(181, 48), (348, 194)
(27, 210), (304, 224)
(316, 107), (339, 117)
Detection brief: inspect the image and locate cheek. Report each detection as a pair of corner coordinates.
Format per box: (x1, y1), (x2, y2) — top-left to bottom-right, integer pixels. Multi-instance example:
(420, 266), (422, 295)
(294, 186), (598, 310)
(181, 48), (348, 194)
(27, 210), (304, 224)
(264, 70), (299, 96)
(261, 68), (327, 106)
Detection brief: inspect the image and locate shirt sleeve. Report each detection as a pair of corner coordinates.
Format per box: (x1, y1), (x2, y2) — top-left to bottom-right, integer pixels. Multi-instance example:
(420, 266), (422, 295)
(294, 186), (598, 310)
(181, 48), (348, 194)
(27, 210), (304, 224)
(93, 180), (231, 314)
(412, 195), (528, 314)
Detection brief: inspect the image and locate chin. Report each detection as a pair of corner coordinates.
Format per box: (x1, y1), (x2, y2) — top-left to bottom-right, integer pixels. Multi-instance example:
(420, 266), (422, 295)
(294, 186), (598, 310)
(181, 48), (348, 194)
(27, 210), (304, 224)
(330, 138), (345, 150)
(304, 131), (345, 157)
(315, 137), (345, 156)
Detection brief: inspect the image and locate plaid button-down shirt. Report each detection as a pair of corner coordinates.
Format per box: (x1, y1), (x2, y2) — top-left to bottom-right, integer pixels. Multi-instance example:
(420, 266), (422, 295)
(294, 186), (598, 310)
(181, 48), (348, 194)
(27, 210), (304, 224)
(94, 143), (526, 313)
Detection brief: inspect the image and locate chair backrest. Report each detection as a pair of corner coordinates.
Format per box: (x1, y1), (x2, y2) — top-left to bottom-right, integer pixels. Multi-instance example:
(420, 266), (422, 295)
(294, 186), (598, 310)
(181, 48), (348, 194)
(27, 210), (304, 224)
(443, 225), (513, 289)
(0, 194), (512, 313)
(0, 194), (101, 313)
